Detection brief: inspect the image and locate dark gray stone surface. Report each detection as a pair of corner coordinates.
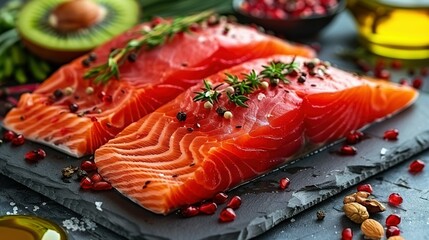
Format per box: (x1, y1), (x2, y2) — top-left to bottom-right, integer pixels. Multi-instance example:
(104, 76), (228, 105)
(1, 8), (429, 240)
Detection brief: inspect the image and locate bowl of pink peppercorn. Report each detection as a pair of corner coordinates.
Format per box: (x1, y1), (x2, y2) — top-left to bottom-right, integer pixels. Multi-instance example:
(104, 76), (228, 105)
(233, 0), (346, 39)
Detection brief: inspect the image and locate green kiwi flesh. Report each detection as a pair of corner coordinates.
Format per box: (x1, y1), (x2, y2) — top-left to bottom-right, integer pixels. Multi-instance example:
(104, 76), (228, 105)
(17, 0), (140, 63)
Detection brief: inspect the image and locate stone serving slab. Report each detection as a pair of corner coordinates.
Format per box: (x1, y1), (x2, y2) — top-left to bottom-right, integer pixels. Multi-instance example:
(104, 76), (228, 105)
(1, 93), (428, 240)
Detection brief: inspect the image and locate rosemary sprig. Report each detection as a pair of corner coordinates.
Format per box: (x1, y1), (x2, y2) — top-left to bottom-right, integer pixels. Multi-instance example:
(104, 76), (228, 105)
(194, 59), (300, 110)
(84, 10), (214, 84)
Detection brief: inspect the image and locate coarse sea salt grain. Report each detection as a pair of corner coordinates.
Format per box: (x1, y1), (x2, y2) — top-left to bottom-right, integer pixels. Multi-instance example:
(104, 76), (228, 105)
(95, 201), (103, 211)
(33, 206), (40, 212)
(380, 148), (388, 155)
(62, 217), (97, 232)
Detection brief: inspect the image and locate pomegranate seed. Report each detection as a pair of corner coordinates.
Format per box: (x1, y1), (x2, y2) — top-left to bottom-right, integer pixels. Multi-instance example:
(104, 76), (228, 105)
(80, 177), (93, 190)
(90, 173), (103, 183)
(227, 196), (242, 209)
(383, 129), (399, 141)
(399, 78), (409, 86)
(98, 91), (106, 99)
(388, 193), (403, 206)
(346, 131), (362, 144)
(92, 181), (112, 191)
(386, 226), (401, 238)
(219, 208), (236, 222)
(80, 160), (97, 172)
(375, 69), (391, 80)
(340, 145), (357, 155)
(356, 59), (371, 73)
(181, 206), (199, 217)
(213, 192), (228, 204)
(421, 67), (429, 76)
(25, 151), (39, 163)
(279, 177), (290, 190)
(390, 60), (402, 70)
(36, 149), (47, 159)
(412, 77), (423, 89)
(199, 202), (217, 215)
(386, 213), (401, 227)
(11, 134), (25, 146)
(341, 228), (353, 240)
(357, 183), (373, 194)
(409, 159), (425, 173)
(3, 130), (16, 142)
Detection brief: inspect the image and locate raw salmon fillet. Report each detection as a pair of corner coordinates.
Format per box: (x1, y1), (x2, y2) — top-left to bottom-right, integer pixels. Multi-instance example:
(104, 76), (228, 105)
(94, 55), (418, 214)
(3, 22), (314, 157)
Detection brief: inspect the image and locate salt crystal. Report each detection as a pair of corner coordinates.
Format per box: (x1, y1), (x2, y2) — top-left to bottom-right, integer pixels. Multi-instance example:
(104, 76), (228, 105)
(257, 93), (266, 101)
(380, 148), (388, 155)
(9, 202), (15, 206)
(42, 202), (47, 206)
(62, 217), (97, 232)
(290, 218), (295, 223)
(33, 206), (40, 212)
(95, 201), (103, 211)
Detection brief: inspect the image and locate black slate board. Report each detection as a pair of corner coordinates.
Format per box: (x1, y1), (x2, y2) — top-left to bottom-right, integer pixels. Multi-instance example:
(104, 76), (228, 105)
(1, 93), (429, 240)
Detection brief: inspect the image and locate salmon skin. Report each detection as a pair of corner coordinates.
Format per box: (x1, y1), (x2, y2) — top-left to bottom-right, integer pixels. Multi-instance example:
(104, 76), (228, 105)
(94, 55), (418, 215)
(3, 22), (315, 157)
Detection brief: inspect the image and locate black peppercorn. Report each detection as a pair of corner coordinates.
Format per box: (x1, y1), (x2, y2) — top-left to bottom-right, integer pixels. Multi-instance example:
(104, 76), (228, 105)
(216, 107), (226, 116)
(176, 111), (187, 122)
(298, 76), (306, 83)
(69, 103), (79, 113)
(82, 58), (91, 67)
(53, 89), (64, 100)
(128, 52), (138, 62)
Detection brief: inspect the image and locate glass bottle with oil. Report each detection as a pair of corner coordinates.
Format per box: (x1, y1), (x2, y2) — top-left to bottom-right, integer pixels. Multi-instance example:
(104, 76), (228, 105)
(347, 0), (429, 59)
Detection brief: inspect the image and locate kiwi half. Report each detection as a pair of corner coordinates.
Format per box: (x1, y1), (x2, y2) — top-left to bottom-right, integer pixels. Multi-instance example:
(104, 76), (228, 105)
(17, 0), (140, 63)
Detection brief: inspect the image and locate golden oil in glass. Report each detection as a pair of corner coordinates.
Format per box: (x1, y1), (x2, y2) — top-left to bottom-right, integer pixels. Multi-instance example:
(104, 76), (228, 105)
(347, 0), (429, 59)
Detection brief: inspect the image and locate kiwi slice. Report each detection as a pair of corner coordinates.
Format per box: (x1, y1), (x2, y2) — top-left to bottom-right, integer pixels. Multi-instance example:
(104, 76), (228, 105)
(17, 0), (140, 63)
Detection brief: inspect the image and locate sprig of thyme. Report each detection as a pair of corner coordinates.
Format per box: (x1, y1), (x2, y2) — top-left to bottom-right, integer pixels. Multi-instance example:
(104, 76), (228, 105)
(84, 10), (214, 84)
(194, 59), (299, 109)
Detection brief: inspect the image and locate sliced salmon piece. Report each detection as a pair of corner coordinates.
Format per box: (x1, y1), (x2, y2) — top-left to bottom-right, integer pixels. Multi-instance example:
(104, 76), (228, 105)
(94, 55), (418, 214)
(3, 22), (315, 157)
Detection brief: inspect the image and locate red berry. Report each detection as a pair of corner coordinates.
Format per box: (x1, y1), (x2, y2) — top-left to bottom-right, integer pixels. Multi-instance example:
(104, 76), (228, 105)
(213, 192), (229, 204)
(409, 159), (425, 173)
(375, 69), (391, 80)
(412, 77), (423, 89)
(388, 193), (403, 206)
(24, 151), (39, 163)
(80, 177), (93, 190)
(80, 160), (97, 172)
(92, 181), (112, 191)
(181, 206), (199, 218)
(340, 145), (357, 155)
(11, 134), (25, 146)
(279, 177), (290, 190)
(356, 59), (371, 73)
(90, 173), (103, 183)
(3, 130), (16, 142)
(386, 213), (401, 227)
(219, 208), (236, 222)
(383, 129), (399, 141)
(36, 149), (46, 159)
(199, 202), (217, 215)
(227, 196), (242, 209)
(357, 183), (373, 194)
(341, 227), (353, 240)
(386, 226), (401, 238)
(346, 131), (363, 144)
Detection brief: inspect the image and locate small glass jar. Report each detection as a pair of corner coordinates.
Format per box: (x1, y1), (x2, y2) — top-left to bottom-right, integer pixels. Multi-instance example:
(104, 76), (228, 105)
(347, 0), (429, 59)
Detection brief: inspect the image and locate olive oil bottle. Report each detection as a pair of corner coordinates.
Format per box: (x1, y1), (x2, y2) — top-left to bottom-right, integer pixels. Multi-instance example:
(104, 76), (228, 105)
(347, 0), (429, 59)
(0, 215), (67, 240)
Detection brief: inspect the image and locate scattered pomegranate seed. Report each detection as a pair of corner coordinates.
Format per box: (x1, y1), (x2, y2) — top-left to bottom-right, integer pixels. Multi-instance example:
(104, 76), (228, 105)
(388, 193), (403, 206)
(3, 130), (16, 142)
(357, 183), (373, 194)
(80, 160), (97, 172)
(213, 192), (229, 204)
(356, 59), (371, 73)
(421, 67), (429, 76)
(375, 69), (391, 80)
(386, 213), (401, 227)
(90, 173), (103, 183)
(399, 78), (409, 86)
(37, 149), (47, 159)
(412, 77), (423, 89)
(219, 208), (236, 222)
(227, 196), (242, 209)
(181, 206), (199, 218)
(346, 131), (363, 144)
(24, 151), (38, 163)
(383, 129), (399, 141)
(341, 227), (353, 240)
(80, 177), (93, 190)
(386, 226), (401, 238)
(340, 145), (357, 155)
(390, 60), (402, 70)
(279, 177), (291, 190)
(92, 181), (112, 191)
(11, 134), (25, 146)
(409, 159), (425, 173)
(199, 202), (217, 215)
